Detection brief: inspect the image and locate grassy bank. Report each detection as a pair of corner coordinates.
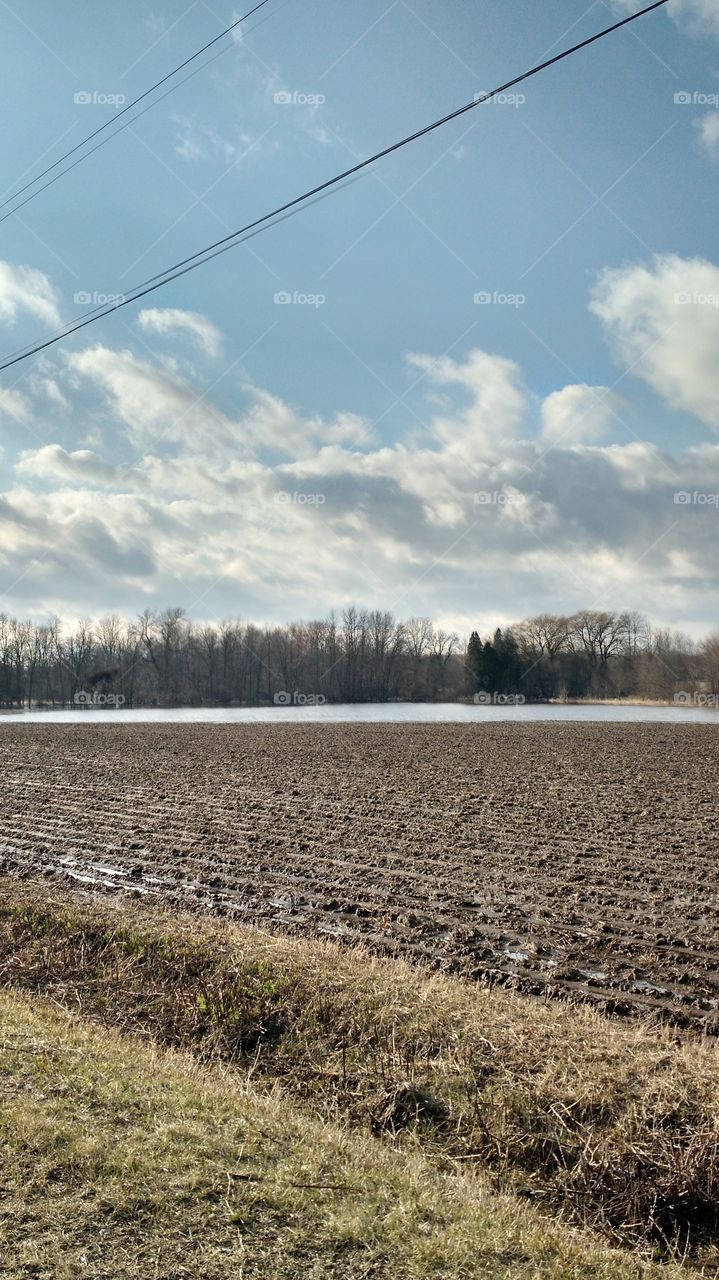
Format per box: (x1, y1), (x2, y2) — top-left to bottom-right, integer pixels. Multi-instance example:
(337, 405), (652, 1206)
(1, 879), (718, 1269)
(0, 989), (694, 1280)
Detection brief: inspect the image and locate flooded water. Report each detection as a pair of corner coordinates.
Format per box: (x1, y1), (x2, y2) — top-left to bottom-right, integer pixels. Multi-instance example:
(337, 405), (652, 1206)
(2, 702), (718, 724)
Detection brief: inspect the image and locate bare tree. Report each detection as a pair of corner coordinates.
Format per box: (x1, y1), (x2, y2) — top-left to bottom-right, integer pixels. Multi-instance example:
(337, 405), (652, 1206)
(702, 632), (719, 693)
(517, 614), (570, 659)
(568, 611), (630, 666)
(0, 603), (714, 708)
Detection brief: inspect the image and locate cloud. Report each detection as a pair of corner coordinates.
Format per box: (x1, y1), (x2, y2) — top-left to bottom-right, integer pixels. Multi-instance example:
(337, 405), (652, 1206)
(37, 378), (69, 410)
(4, 233), (719, 630)
(67, 345), (220, 448)
(4, 296), (719, 631)
(590, 254), (719, 429)
(616, 0), (719, 35)
(174, 128), (207, 162)
(0, 261), (60, 329)
(407, 349), (526, 462)
(541, 386), (620, 446)
(695, 112), (719, 160)
(668, 0), (719, 35)
(137, 308), (223, 358)
(172, 114), (280, 167)
(0, 486), (157, 616)
(66, 345), (373, 459)
(16, 444), (124, 487)
(0, 386), (30, 422)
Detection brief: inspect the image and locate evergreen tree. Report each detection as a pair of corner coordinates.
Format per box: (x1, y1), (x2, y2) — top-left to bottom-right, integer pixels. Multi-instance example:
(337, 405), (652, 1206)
(481, 639), (499, 691)
(466, 631), (483, 689)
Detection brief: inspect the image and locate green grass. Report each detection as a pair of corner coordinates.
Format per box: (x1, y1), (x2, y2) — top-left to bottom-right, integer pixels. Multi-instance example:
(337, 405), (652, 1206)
(1, 879), (719, 1271)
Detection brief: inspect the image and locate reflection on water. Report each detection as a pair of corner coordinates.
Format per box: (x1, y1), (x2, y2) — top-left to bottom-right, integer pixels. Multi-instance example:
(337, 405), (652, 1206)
(2, 702), (718, 725)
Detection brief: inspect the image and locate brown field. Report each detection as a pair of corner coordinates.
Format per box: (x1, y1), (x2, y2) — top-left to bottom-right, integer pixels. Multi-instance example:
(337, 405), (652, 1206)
(1, 721), (718, 1031)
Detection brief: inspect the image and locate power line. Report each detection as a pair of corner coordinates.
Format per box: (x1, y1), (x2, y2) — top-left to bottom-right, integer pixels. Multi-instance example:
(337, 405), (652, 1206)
(0, 0), (670, 375)
(0, 44), (236, 235)
(0, 0), (275, 224)
(0, 179), (361, 368)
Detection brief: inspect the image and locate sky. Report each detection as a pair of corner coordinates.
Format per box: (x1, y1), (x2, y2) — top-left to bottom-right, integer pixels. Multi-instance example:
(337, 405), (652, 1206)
(0, 0), (718, 639)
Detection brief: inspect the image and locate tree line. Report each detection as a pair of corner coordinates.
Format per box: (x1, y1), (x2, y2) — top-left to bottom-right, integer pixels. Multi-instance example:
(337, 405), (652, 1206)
(0, 607), (716, 708)
(467, 611), (718, 702)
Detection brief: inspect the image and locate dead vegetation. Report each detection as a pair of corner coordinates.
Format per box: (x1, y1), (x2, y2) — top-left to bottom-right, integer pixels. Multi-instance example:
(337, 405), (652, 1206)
(1, 879), (718, 1269)
(1, 986), (695, 1280)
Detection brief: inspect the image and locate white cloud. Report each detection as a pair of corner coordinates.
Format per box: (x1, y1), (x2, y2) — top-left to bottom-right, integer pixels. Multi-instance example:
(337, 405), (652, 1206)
(668, 0), (719, 35)
(541, 385), (620, 446)
(0, 261), (60, 329)
(16, 444), (123, 487)
(407, 349), (526, 462)
(616, 0), (719, 35)
(695, 112), (719, 159)
(9, 383), (719, 630)
(66, 345), (373, 459)
(590, 254), (719, 429)
(172, 114), (280, 166)
(0, 386), (30, 422)
(40, 378), (70, 410)
(3, 284), (719, 629)
(174, 129), (207, 162)
(137, 308), (223, 358)
(67, 345), (219, 448)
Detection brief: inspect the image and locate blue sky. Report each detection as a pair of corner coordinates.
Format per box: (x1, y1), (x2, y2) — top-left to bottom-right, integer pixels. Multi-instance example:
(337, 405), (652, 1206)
(0, 0), (718, 637)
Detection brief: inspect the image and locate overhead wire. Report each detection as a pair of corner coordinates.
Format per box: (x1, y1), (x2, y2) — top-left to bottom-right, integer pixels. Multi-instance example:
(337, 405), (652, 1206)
(0, 0), (671, 374)
(0, 0), (276, 225)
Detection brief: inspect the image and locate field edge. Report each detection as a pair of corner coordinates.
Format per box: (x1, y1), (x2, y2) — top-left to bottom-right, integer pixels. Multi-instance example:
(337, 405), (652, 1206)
(1, 876), (718, 1269)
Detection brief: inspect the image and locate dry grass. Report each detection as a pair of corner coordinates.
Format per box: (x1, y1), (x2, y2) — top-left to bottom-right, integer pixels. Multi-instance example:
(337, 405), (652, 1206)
(0, 990), (696, 1280)
(1, 879), (719, 1269)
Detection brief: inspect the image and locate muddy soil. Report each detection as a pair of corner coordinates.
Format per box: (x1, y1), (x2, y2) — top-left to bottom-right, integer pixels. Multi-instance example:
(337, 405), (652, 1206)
(1, 722), (717, 1030)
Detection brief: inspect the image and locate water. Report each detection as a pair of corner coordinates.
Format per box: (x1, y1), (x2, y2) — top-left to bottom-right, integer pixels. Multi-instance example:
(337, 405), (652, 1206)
(2, 702), (718, 725)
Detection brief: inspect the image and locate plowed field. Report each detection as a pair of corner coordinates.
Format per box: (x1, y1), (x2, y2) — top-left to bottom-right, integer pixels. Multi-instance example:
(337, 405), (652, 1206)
(1, 722), (718, 1030)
